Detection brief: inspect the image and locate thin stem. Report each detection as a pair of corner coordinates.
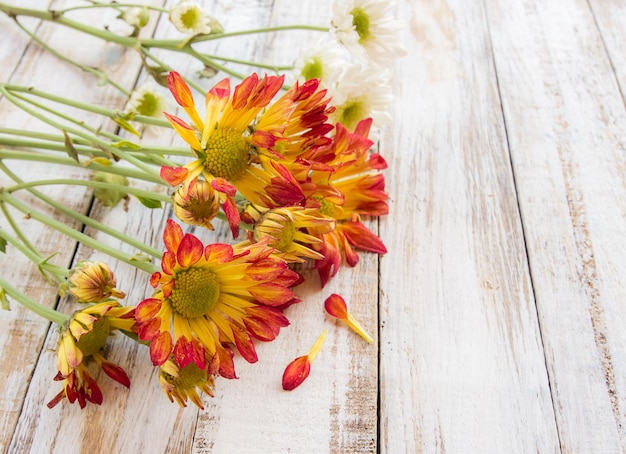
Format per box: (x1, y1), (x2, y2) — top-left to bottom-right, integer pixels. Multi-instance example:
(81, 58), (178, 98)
(202, 54), (292, 72)
(0, 190), (159, 273)
(0, 276), (68, 325)
(7, 178), (172, 204)
(172, 24), (331, 44)
(0, 223), (68, 282)
(0, 162), (164, 259)
(0, 149), (166, 184)
(11, 16), (129, 95)
(139, 48), (206, 95)
(0, 86), (162, 180)
(2, 85), (170, 128)
(56, 3), (168, 14)
(0, 202), (39, 257)
(184, 48), (246, 81)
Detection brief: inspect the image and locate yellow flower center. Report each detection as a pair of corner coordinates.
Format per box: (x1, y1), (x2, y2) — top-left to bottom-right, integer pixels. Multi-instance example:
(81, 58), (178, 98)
(301, 57), (324, 81)
(162, 362), (206, 389)
(351, 7), (371, 42)
(76, 317), (111, 357)
(135, 91), (160, 117)
(317, 198), (336, 217)
(337, 98), (368, 131)
(256, 215), (296, 252)
(170, 268), (220, 318)
(202, 129), (250, 181)
(179, 6), (201, 30)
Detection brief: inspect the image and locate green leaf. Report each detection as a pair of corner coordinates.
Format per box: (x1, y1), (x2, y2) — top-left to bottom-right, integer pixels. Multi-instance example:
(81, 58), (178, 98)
(0, 287), (10, 311)
(112, 116), (141, 137)
(112, 140), (142, 150)
(136, 196), (162, 209)
(63, 131), (79, 163)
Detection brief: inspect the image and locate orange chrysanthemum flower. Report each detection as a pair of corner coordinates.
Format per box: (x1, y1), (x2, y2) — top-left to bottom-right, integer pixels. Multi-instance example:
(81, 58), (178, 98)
(159, 357), (215, 409)
(47, 302), (136, 409)
(136, 220), (299, 378)
(161, 72), (332, 236)
(293, 119), (389, 286)
(66, 261), (126, 303)
(241, 206), (335, 264)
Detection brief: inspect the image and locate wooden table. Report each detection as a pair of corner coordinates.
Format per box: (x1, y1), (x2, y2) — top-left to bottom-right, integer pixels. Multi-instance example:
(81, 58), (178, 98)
(1, 0), (625, 452)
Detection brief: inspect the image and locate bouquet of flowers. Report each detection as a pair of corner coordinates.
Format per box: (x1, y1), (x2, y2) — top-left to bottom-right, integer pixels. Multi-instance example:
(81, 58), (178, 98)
(0, 0), (405, 410)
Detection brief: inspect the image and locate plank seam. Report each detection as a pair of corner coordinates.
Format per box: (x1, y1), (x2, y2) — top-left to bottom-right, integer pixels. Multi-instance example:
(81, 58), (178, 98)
(480, 1), (564, 451)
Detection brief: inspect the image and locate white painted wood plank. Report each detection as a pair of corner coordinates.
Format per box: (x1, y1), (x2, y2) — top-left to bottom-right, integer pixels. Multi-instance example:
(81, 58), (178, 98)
(0, 0), (166, 452)
(485, 0), (626, 451)
(378, 1), (559, 452)
(589, 0), (626, 98)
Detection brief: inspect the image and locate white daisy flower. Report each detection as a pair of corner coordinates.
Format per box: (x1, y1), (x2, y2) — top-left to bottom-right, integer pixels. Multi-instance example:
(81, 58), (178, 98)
(169, 1), (214, 35)
(125, 82), (168, 135)
(331, 0), (407, 67)
(122, 7), (149, 29)
(291, 38), (345, 88)
(329, 64), (393, 131)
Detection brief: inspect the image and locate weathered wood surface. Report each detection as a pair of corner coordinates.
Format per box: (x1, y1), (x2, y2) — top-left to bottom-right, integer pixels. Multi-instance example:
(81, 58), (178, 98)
(0, 0), (624, 452)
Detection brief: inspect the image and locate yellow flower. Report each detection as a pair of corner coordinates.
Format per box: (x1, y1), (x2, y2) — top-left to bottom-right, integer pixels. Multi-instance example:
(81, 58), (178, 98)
(160, 71), (333, 235)
(136, 220), (299, 378)
(247, 206), (335, 263)
(67, 261), (126, 303)
(159, 358), (215, 409)
(47, 302), (136, 409)
(172, 179), (221, 230)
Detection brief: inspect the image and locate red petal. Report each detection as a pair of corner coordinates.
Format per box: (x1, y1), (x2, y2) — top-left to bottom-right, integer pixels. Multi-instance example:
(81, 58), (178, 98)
(231, 324), (258, 363)
(177, 233), (204, 268)
(215, 345), (237, 379)
(245, 258), (288, 281)
(83, 372), (103, 405)
(232, 73), (258, 109)
(204, 243), (234, 263)
(101, 362), (131, 388)
(168, 71), (194, 108)
(282, 356), (310, 391)
(162, 251), (177, 275)
(136, 298), (162, 322)
(324, 293), (349, 320)
(47, 390), (66, 409)
(149, 331), (173, 366)
(208, 77), (230, 100)
(222, 197), (241, 239)
(160, 165), (189, 187)
(164, 220), (184, 253)
(341, 222), (387, 254)
(244, 317), (277, 341)
(249, 283), (294, 306)
(211, 177), (237, 197)
(173, 337), (193, 368)
(137, 317), (161, 341)
(149, 272), (162, 288)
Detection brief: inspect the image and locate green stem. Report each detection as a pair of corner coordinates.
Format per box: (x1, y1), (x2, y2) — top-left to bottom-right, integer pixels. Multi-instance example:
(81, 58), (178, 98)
(0, 222), (68, 283)
(11, 16), (129, 96)
(189, 24), (330, 42)
(56, 2), (168, 14)
(1, 85), (170, 128)
(7, 178), (172, 204)
(139, 48), (206, 95)
(184, 48), (246, 81)
(0, 190), (159, 273)
(0, 86), (162, 180)
(202, 54), (292, 72)
(0, 3), (328, 50)
(0, 149), (166, 185)
(0, 276), (68, 325)
(0, 163), (164, 260)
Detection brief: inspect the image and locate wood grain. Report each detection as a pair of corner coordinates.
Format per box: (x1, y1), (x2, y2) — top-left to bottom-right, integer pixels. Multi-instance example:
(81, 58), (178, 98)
(378, 0), (559, 451)
(486, 0), (626, 451)
(2, 0), (626, 452)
